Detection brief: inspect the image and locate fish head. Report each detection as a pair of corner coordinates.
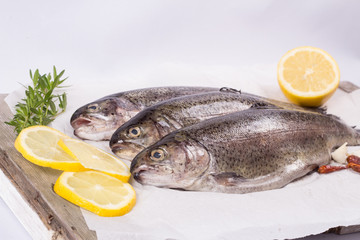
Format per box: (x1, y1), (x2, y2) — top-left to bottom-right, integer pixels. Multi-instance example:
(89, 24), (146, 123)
(70, 96), (139, 140)
(130, 133), (210, 189)
(109, 116), (164, 161)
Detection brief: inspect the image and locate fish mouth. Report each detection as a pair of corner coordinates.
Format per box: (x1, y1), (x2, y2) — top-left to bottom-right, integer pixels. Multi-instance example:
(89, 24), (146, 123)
(71, 117), (92, 129)
(71, 117), (110, 140)
(111, 141), (146, 161)
(131, 164), (156, 183)
(132, 168), (147, 182)
(131, 163), (176, 187)
(132, 170), (145, 182)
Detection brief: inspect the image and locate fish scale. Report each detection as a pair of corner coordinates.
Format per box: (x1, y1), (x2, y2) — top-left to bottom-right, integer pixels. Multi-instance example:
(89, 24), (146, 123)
(70, 86), (217, 140)
(110, 90), (325, 160)
(131, 109), (360, 194)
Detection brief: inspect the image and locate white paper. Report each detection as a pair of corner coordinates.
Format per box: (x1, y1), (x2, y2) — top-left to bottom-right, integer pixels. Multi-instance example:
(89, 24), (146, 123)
(83, 171), (360, 240)
(5, 63), (360, 240)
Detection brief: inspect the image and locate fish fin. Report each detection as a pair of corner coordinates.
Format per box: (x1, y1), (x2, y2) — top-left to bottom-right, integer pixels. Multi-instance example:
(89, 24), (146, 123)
(202, 162), (320, 194)
(302, 106), (328, 114)
(250, 102), (279, 110)
(219, 87), (241, 94)
(210, 172), (246, 187)
(317, 106), (327, 114)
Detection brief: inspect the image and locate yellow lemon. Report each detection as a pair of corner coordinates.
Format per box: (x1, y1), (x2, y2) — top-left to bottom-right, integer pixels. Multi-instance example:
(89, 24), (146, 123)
(277, 46), (340, 107)
(14, 126), (86, 171)
(54, 171), (136, 217)
(58, 138), (130, 182)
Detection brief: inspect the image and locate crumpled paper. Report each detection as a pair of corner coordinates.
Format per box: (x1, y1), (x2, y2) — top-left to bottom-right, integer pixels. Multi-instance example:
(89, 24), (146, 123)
(5, 64), (360, 240)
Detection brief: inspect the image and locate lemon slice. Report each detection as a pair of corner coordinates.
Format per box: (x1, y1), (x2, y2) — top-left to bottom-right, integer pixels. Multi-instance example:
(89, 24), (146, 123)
(14, 126), (86, 171)
(58, 138), (131, 182)
(54, 171), (136, 217)
(277, 46), (340, 107)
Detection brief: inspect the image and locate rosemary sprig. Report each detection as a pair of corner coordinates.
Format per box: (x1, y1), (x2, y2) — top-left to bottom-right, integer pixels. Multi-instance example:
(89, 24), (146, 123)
(5, 66), (68, 134)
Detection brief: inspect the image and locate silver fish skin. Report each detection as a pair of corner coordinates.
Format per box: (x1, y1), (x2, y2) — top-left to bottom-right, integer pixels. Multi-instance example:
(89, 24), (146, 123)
(110, 89), (324, 160)
(110, 90), (283, 160)
(70, 86), (217, 141)
(130, 109), (360, 194)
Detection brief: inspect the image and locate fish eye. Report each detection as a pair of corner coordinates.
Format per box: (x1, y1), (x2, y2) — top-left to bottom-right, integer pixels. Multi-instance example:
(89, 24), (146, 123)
(87, 104), (99, 112)
(128, 126), (141, 138)
(150, 148), (166, 161)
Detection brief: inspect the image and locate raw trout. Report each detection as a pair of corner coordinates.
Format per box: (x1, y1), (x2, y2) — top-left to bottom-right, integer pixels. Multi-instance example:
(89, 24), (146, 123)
(110, 89), (324, 160)
(70, 86), (217, 140)
(130, 109), (360, 194)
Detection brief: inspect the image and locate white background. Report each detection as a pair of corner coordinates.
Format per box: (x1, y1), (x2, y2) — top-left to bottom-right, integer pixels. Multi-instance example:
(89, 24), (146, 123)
(1, 0), (360, 93)
(1, 0), (360, 239)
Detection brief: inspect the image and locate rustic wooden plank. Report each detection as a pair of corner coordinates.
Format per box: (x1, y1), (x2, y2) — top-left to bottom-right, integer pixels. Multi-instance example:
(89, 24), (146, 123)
(0, 94), (96, 240)
(338, 81), (360, 93)
(328, 225), (360, 235)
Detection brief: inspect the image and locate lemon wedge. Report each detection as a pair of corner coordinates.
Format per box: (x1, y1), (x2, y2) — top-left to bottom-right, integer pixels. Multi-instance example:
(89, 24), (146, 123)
(58, 138), (131, 182)
(277, 46), (340, 107)
(14, 126), (86, 171)
(54, 171), (136, 217)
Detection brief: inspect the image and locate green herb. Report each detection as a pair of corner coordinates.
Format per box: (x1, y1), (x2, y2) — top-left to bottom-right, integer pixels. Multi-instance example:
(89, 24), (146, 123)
(5, 66), (68, 134)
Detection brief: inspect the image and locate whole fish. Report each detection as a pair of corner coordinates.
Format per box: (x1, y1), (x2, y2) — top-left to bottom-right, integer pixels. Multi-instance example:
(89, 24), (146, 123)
(110, 89), (324, 160)
(130, 109), (360, 194)
(70, 86), (217, 140)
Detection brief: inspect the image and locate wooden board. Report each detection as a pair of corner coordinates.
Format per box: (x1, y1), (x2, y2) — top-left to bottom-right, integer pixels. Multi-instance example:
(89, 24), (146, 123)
(0, 94), (96, 240)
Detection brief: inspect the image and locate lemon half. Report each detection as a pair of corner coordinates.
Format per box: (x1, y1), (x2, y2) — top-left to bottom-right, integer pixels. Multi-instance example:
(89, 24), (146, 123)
(277, 46), (340, 107)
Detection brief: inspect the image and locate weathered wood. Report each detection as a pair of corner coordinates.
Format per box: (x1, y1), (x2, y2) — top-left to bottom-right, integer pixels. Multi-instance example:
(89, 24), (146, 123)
(328, 225), (360, 235)
(0, 94), (96, 240)
(339, 81), (360, 93)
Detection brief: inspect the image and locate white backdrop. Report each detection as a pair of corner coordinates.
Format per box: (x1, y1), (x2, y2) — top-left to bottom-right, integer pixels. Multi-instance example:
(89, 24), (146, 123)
(1, 1), (360, 239)
(1, 0), (360, 93)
